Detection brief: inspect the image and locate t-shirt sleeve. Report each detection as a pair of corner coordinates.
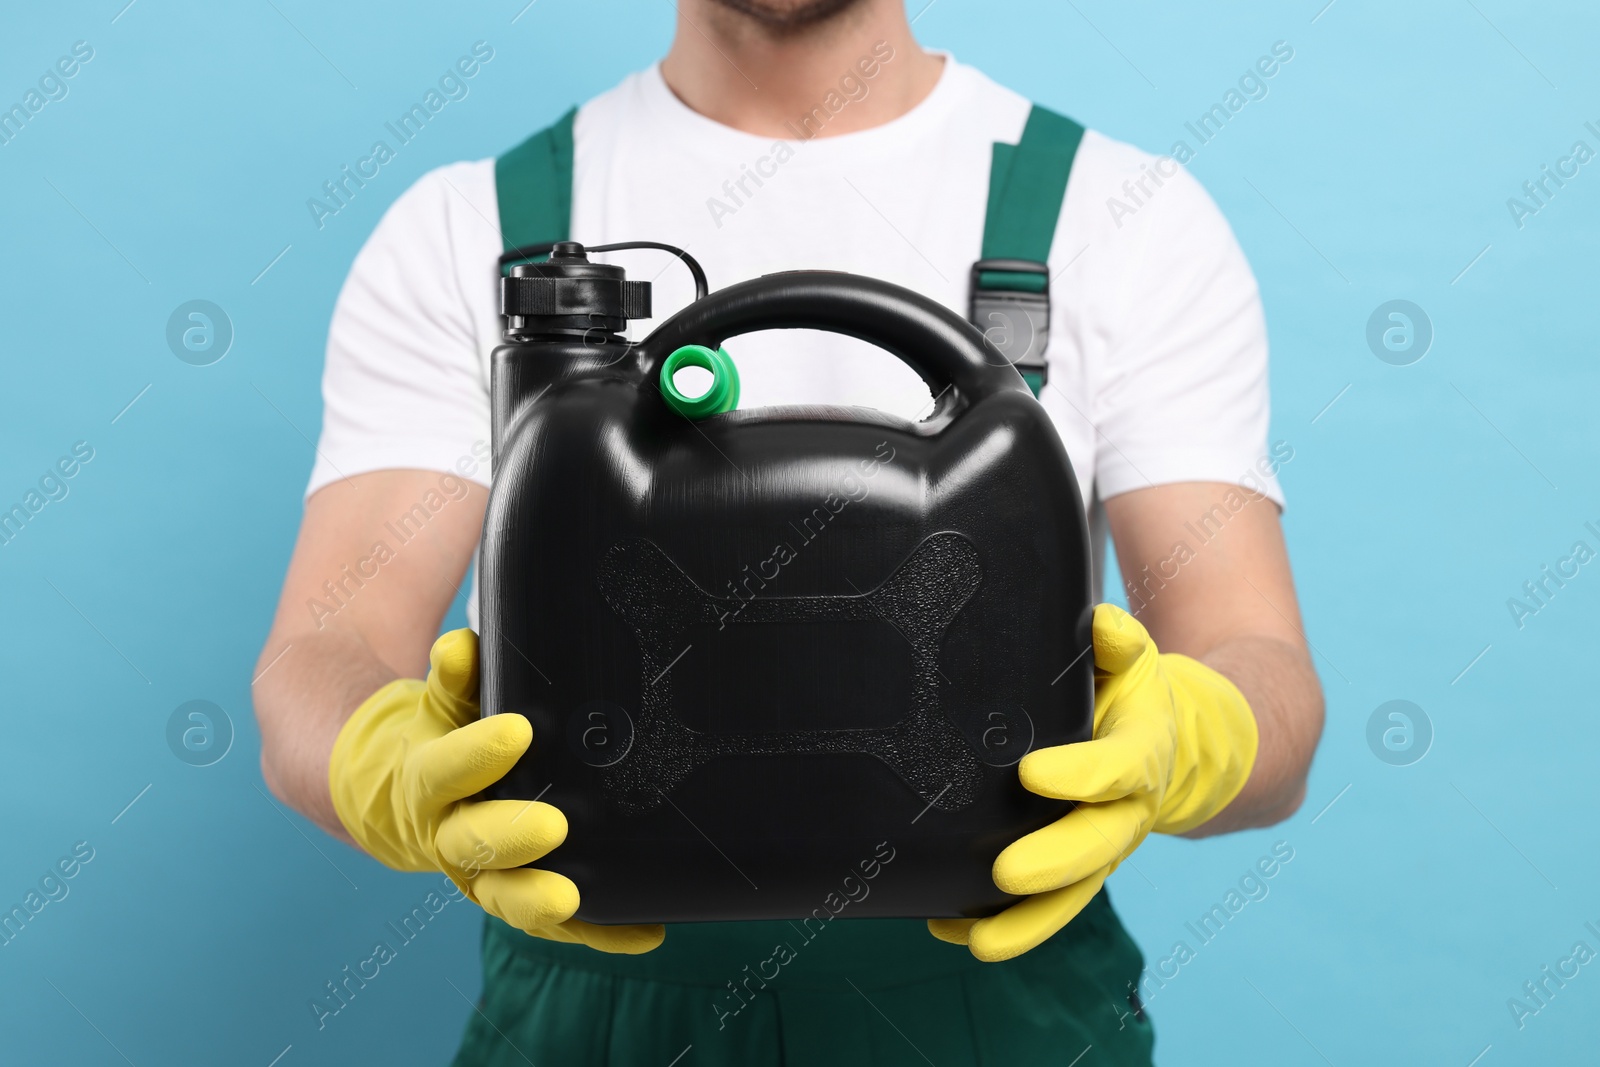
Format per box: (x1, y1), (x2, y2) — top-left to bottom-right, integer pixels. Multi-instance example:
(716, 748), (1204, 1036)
(306, 162), (494, 498)
(1089, 160), (1283, 507)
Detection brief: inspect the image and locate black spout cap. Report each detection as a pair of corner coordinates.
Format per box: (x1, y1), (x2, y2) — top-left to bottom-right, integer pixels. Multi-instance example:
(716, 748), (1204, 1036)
(501, 241), (652, 341)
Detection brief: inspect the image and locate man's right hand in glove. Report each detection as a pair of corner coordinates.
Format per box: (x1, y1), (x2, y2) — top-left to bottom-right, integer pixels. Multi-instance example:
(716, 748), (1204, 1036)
(328, 627), (663, 954)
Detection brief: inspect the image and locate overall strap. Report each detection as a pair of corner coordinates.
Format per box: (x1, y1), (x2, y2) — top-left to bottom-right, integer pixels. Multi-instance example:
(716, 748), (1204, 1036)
(971, 105), (1085, 397)
(495, 107), (577, 267)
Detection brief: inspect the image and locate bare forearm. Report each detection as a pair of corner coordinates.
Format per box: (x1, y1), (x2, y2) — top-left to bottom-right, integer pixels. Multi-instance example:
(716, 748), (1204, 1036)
(1185, 634), (1324, 836)
(253, 628), (398, 843)
(253, 472), (487, 841)
(1101, 482), (1323, 838)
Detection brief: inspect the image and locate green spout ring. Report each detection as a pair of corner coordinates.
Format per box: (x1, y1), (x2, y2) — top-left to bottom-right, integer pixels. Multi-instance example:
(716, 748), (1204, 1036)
(660, 344), (740, 419)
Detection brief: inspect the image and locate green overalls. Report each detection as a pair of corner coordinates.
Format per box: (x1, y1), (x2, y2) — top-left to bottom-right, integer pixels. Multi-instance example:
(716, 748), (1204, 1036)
(456, 106), (1155, 1067)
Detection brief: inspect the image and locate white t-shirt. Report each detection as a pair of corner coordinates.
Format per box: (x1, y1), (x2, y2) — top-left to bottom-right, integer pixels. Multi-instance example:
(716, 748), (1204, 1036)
(310, 56), (1281, 622)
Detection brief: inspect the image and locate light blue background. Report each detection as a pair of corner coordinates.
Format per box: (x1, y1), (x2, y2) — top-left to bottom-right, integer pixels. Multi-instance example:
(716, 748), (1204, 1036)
(2, 1), (1596, 1063)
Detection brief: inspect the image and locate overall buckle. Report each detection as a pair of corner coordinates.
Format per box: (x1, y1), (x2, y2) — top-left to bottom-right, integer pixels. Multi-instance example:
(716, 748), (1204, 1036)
(969, 258), (1050, 396)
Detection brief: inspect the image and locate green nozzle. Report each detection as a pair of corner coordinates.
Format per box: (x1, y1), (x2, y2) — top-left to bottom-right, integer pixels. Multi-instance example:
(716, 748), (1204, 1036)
(660, 344), (740, 419)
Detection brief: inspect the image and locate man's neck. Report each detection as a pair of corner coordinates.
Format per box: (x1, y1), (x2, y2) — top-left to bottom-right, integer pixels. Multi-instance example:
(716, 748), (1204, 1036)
(659, 0), (944, 139)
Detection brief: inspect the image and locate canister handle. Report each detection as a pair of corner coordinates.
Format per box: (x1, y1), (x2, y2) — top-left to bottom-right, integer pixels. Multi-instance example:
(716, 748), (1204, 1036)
(636, 271), (1031, 407)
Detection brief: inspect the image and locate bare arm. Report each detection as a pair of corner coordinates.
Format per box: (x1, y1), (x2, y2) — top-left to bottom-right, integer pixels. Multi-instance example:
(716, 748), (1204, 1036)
(253, 469), (487, 841)
(1103, 481), (1324, 835)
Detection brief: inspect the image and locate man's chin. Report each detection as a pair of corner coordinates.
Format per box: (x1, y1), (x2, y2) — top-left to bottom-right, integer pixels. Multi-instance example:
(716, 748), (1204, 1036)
(705, 0), (870, 33)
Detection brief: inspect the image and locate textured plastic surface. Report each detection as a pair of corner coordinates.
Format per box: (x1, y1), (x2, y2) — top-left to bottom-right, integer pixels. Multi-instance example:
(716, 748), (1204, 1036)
(479, 270), (1095, 923)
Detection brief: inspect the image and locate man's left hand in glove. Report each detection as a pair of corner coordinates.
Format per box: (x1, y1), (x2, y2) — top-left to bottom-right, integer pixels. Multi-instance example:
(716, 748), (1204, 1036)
(930, 603), (1261, 962)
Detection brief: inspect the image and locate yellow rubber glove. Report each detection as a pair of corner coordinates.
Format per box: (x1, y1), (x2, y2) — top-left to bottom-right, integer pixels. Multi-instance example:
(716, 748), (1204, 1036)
(930, 603), (1259, 962)
(328, 629), (663, 954)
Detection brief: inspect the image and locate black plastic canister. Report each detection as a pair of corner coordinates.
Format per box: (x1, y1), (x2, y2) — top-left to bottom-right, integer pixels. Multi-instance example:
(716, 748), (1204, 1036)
(480, 243), (1094, 924)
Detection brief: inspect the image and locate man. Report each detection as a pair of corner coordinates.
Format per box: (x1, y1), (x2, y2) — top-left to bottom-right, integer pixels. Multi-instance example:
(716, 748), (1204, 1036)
(255, 0), (1324, 1062)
